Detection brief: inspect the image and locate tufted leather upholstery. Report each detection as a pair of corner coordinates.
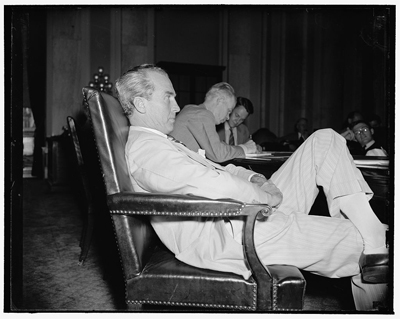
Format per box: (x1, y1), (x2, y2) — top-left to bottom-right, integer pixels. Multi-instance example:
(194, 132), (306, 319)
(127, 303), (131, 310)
(82, 86), (306, 311)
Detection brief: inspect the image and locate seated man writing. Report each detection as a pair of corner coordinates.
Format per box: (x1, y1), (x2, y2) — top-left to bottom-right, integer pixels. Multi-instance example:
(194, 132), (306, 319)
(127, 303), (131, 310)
(170, 82), (259, 163)
(116, 64), (389, 311)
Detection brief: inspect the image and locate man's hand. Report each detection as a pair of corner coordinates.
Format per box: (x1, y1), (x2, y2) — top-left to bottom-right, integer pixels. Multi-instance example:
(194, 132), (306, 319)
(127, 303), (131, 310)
(239, 140), (257, 153)
(250, 174), (268, 187)
(260, 180), (283, 208)
(340, 128), (355, 141)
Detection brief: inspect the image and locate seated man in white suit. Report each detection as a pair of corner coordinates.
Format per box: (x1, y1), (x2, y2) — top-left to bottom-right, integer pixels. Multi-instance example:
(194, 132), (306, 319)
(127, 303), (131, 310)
(116, 64), (389, 311)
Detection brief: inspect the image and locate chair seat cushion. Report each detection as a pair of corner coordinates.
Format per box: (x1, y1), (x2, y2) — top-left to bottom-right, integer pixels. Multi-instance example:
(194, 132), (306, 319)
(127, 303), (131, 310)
(126, 246), (258, 310)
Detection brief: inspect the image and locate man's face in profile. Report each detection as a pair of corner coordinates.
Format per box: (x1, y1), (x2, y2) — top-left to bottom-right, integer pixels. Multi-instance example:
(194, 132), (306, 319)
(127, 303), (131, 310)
(145, 71), (180, 134)
(213, 95), (236, 125)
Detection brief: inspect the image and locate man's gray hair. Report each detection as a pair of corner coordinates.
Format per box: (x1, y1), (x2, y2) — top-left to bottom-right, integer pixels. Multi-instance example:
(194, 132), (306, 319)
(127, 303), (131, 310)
(205, 82), (236, 102)
(115, 64), (168, 116)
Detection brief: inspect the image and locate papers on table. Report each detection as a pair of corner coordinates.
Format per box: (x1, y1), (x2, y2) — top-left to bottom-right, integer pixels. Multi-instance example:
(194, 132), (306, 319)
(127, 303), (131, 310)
(244, 153), (389, 169)
(245, 151), (293, 160)
(353, 156), (389, 169)
(245, 152), (272, 158)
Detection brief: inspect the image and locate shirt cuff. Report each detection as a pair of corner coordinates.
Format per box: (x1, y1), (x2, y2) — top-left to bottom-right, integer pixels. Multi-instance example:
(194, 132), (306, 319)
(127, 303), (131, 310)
(238, 144), (247, 153)
(248, 173), (264, 182)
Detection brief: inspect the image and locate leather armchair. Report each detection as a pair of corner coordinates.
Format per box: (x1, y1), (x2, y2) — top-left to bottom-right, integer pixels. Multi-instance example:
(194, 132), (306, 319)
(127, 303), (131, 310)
(82, 86), (306, 311)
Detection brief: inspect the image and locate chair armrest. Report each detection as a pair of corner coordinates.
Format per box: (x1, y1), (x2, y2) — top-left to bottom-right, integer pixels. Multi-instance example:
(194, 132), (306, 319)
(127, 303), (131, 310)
(242, 205), (274, 310)
(107, 192), (272, 218)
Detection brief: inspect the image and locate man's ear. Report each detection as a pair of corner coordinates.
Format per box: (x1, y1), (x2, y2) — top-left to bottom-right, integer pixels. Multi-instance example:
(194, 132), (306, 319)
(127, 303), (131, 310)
(133, 96), (146, 114)
(215, 95), (225, 107)
(370, 127), (374, 135)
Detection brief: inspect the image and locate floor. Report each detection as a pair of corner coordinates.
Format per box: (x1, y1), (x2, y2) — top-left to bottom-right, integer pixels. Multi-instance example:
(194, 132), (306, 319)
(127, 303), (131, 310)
(21, 178), (125, 311)
(16, 177), (387, 314)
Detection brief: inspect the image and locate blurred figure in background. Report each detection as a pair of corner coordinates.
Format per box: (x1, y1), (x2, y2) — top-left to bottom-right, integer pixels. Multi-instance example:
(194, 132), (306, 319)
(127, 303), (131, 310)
(367, 113), (387, 152)
(368, 114), (382, 129)
(344, 111), (364, 128)
(251, 127), (288, 151)
(278, 118), (309, 151)
(217, 96), (262, 152)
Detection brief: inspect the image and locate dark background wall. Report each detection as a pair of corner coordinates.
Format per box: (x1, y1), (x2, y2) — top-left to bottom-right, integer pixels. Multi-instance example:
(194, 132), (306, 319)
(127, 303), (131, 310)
(14, 5), (393, 137)
(155, 6), (221, 65)
(41, 6), (396, 137)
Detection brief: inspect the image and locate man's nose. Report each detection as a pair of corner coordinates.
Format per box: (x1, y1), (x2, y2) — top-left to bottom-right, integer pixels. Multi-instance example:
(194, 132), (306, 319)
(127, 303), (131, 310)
(172, 100), (180, 112)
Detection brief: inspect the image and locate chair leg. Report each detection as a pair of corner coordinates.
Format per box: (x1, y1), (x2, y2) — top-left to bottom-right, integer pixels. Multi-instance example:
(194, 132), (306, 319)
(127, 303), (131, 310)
(79, 221), (86, 248)
(78, 211), (94, 265)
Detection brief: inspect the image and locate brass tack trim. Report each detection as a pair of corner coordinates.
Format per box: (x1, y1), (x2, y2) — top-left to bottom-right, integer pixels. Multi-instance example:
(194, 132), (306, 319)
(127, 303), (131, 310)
(110, 209), (243, 217)
(127, 299), (255, 310)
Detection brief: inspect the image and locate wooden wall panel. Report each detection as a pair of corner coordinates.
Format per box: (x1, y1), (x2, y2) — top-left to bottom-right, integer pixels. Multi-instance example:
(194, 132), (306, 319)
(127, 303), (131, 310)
(43, 6), (393, 144)
(46, 8), (89, 136)
(121, 7), (154, 72)
(90, 8), (111, 78)
(245, 7), (391, 137)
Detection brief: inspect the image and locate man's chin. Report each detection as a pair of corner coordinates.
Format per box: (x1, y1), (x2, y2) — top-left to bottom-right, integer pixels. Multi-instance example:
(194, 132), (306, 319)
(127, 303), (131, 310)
(167, 124), (175, 133)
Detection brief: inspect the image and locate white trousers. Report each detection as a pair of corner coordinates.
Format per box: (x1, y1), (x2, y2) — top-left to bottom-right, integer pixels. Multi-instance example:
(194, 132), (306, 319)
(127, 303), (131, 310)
(250, 128), (387, 310)
(233, 129), (368, 278)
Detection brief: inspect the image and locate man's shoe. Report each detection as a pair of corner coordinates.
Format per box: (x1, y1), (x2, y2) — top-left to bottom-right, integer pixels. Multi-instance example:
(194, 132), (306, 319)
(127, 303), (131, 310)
(359, 252), (389, 283)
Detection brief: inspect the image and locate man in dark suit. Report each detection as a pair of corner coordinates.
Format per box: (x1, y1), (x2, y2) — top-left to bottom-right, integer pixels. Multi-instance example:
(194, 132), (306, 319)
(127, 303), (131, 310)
(217, 96), (262, 152)
(350, 121), (388, 156)
(278, 118), (309, 151)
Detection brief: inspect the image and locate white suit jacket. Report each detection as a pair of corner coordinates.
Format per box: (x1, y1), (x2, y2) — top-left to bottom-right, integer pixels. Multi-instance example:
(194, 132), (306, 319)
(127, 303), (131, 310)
(125, 126), (271, 278)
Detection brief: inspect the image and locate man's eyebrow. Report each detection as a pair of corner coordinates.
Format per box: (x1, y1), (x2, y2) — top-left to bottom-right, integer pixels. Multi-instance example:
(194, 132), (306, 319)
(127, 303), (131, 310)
(165, 90), (176, 96)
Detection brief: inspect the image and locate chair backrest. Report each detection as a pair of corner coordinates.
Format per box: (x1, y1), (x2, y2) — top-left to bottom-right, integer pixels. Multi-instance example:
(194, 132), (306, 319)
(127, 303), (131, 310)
(82, 86), (159, 277)
(67, 116), (93, 204)
(82, 87), (132, 195)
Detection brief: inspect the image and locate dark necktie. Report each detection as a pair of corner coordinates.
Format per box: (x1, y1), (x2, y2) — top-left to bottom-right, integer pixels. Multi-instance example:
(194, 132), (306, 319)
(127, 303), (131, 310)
(229, 128), (235, 145)
(167, 134), (187, 147)
(167, 134), (218, 170)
